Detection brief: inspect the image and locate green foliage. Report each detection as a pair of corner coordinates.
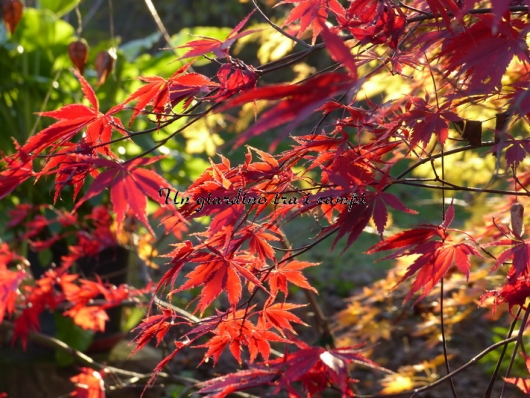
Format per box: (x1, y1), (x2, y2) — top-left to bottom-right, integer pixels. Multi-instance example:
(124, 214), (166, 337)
(40, 0), (80, 18)
(53, 313), (94, 366)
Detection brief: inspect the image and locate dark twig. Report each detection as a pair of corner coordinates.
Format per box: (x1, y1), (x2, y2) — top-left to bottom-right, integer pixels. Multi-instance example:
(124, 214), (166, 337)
(251, 0), (311, 48)
(483, 306), (522, 398)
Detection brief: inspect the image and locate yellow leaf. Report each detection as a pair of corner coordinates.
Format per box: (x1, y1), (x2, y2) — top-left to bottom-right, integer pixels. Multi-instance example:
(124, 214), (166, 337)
(181, 114), (225, 156)
(137, 234), (159, 269)
(380, 375), (415, 394)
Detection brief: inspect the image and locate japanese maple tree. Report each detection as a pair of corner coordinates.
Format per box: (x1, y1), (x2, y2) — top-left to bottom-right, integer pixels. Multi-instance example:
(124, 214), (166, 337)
(2, 0), (530, 397)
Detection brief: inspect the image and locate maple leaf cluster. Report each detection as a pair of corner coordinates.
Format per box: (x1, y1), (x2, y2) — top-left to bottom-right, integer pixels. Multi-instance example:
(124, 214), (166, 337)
(3, 205), (149, 349)
(2, 0), (530, 396)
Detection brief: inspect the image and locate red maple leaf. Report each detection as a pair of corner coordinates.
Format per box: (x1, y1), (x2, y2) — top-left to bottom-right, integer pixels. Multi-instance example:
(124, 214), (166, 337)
(63, 278), (133, 332)
(489, 134), (530, 169)
(486, 237), (530, 281)
(121, 62), (216, 125)
(177, 10), (259, 59)
(197, 366), (279, 398)
(267, 260), (319, 297)
(372, 191), (418, 236)
(481, 271), (530, 315)
(199, 342), (379, 397)
(195, 308), (289, 365)
(70, 368), (105, 398)
(0, 266), (25, 323)
(211, 61), (258, 102)
(0, 149), (34, 201)
(276, 0), (345, 45)
(237, 222), (281, 262)
(156, 240), (194, 295)
(23, 69), (125, 158)
(219, 72), (357, 149)
(367, 203), (482, 302)
(172, 249), (267, 314)
(73, 156), (172, 234)
(337, 0), (406, 49)
(398, 96), (460, 147)
(38, 140), (99, 203)
(424, 0), (460, 29)
(258, 301), (308, 337)
(131, 307), (174, 356)
(437, 14), (529, 95)
(319, 23), (357, 78)
(505, 353), (530, 394)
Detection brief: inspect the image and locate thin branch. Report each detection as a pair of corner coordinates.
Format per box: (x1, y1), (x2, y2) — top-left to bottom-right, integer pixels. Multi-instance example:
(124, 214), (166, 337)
(439, 279), (458, 397)
(406, 5), (528, 23)
(409, 337), (519, 397)
(153, 296), (201, 324)
(278, 234), (336, 349)
(251, 0), (310, 48)
(144, 0), (174, 48)
(0, 320), (259, 398)
(500, 305), (530, 397)
(483, 306), (522, 398)
(396, 180), (530, 196)
(0, 320), (192, 386)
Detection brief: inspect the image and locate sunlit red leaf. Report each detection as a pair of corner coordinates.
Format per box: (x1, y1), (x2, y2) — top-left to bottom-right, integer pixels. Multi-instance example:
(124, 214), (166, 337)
(276, 0), (345, 45)
(65, 305), (109, 332)
(120, 63), (215, 125)
(220, 72), (356, 149)
(131, 307), (174, 356)
(268, 260), (318, 297)
(487, 238), (530, 281)
(0, 267), (25, 323)
(23, 70), (125, 159)
(177, 10), (259, 59)
(0, 152), (33, 201)
(319, 23), (357, 78)
(368, 204), (482, 302)
(438, 15), (529, 95)
(504, 353), (530, 394)
(337, 0), (406, 49)
(259, 302), (308, 336)
(70, 368), (105, 398)
(74, 156), (172, 234)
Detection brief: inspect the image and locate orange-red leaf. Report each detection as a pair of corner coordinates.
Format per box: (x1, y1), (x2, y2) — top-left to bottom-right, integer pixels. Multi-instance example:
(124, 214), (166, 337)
(259, 302), (307, 336)
(74, 156), (172, 235)
(70, 368), (105, 398)
(268, 260), (318, 297)
(177, 10), (258, 59)
(276, 0), (345, 45)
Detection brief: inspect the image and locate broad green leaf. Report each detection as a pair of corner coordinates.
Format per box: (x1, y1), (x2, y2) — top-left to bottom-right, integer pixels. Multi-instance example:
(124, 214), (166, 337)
(13, 9), (74, 53)
(123, 307), (146, 331)
(40, 0), (80, 17)
(121, 32), (161, 61)
(53, 313), (94, 366)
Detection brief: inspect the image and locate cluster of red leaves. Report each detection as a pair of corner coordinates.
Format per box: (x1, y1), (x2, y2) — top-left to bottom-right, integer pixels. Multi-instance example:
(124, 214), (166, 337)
(70, 368), (106, 398)
(197, 339), (377, 398)
(368, 204), (483, 303)
(4, 205), (147, 348)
